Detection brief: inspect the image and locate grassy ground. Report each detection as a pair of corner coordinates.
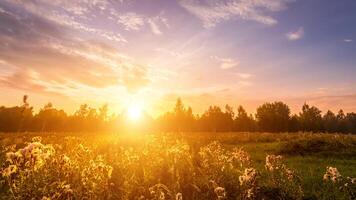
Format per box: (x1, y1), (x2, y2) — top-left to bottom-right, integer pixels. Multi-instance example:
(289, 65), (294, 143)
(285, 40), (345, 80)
(0, 132), (355, 199)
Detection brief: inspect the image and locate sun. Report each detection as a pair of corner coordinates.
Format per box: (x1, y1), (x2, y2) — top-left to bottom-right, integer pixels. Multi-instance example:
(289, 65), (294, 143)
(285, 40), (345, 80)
(127, 103), (143, 121)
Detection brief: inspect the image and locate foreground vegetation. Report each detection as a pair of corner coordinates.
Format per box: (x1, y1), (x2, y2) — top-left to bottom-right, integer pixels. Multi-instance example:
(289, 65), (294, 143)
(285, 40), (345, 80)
(1, 132), (355, 199)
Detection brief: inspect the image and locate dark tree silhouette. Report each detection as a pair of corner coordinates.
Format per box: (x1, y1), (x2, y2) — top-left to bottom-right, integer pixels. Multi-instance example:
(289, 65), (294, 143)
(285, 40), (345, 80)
(323, 110), (338, 133)
(199, 105), (234, 132)
(298, 103), (323, 132)
(255, 102), (290, 132)
(235, 106), (256, 131)
(0, 96), (356, 133)
(157, 98), (196, 132)
(33, 103), (67, 131)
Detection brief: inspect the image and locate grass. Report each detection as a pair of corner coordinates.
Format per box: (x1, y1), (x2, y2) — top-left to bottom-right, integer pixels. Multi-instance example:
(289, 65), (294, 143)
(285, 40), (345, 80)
(0, 132), (355, 199)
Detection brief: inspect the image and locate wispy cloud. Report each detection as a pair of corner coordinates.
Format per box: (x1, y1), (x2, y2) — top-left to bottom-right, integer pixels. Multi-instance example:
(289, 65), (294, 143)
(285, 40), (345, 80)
(344, 39), (353, 43)
(148, 19), (163, 35)
(147, 15), (169, 35)
(112, 11), (169, 35)
(212, 56), (239, 69)
(155, 48), (183, 58)
(116, 12), (145, 31)
(178, 0), (293, 28)
(5, 0), (127, 43)
(286, 27), (304, 41)
(236, 73), (252, 79)
(0, 1), (149, 95)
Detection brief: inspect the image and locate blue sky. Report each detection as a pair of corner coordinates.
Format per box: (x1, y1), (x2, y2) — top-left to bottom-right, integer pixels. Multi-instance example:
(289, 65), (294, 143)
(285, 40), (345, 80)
(0, 0), (355, 115)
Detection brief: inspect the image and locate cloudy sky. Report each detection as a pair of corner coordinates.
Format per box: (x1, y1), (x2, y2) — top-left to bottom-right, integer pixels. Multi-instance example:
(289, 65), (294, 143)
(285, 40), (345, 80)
(0, 0), (355, 115)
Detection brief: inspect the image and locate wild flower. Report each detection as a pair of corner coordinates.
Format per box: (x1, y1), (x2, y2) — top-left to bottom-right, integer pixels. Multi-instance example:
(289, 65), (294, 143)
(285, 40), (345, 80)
(0, 134), (354, 199)
(2, 164), (17, 178)
(4, 140), (55, 171)
(81, 155), (113, 191)
(199, 141), (233, 174)
(32, 136), (42, 143)
(231, 147), (251, 167)
(265, 155), (283, 171)
(347, 177), (356, 184)
(246, 188), (254, 199)
(264, 154), (303, 199)
(239, 168), (258, 186)
(62, 154), (70, 163)
(323, 166), (341, 183)
(239, 168), (259, 199)
(214, 186), (226, 199)
(175, 192), (183, 200)
(149, 184), (172, 200)
(285, 167), (296, 181)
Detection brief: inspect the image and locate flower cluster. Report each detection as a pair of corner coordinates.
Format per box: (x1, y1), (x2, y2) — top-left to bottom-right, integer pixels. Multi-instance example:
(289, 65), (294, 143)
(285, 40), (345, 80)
(323, 166), (341, 183)
(81, 155), (113, 195)
(3, 137), (55, 176)
(239, 168), (259, 199)
(214, 186), (226, 200)
(265, 155), (283, 171)
(149, 183), (172, 200)
(0, 134), (354, 200)
(231, 147), (251, 167)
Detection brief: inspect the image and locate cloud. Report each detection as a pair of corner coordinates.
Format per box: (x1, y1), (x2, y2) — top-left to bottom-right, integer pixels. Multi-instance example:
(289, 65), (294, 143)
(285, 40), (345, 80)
(155, 48), (183, 58)
(178, 0), (293, 28)
(111, 10), (169, 35)
(0, 1), (149, 95)
(147, 15), (169, 35)
(344, 39), (353, 43)
(148, 19), (163, 35)
(286, 27), (304, 41)
(5, 0), (127, 43)
(12, 0), (169, 37)
(115, 12), (145, 31)
(212, 56), (239, 69)
(236, 73), (252, 79)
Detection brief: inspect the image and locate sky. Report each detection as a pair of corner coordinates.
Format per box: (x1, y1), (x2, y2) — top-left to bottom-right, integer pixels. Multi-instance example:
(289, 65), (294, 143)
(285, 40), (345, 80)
(0, 0), (355, 116)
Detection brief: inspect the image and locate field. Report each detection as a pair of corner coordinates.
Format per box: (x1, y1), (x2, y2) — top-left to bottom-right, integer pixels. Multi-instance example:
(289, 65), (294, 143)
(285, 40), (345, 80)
(1, 132), (355, 200)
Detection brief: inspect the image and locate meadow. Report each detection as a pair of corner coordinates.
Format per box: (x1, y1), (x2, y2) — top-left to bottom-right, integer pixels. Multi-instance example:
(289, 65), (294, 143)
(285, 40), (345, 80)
(0, 132), (355, 200)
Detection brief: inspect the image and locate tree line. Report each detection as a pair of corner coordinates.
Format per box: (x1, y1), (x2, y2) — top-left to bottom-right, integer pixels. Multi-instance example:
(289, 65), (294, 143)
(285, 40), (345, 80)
(0, 96), (355, 133)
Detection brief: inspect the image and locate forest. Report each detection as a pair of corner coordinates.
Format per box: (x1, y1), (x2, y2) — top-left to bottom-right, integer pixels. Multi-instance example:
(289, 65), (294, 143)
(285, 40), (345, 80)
(1, 96), (355, 133)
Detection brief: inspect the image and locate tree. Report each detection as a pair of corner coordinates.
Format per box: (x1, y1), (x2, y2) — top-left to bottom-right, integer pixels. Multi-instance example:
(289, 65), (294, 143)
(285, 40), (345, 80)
(33, 103), (67, 131)
(336, 109), (347, 133)
(1, 95), (356, 134)
(199, 105), (234, 132)
(255, 102), (290, 132)
(224, 104), (235, 131)
(289, 114), (300, 132)
(234, 106), (256, 131)
(298, 103), (322, 132)
(158, 98), (196, 132)
(323, 110), (338, 133)
(70, 104), (98, 131)
(345, 113), (356, 134)
(0, 95), (33, 132)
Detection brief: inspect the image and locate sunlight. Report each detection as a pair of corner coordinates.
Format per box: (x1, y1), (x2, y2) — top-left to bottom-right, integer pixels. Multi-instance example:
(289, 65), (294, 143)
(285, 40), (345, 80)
(127, 102), (143, 121)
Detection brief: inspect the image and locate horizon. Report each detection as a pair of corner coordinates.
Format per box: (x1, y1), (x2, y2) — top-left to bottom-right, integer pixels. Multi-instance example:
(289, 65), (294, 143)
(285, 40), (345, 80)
(1, 95), (355, 118)
(1, 0), (356, 116)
